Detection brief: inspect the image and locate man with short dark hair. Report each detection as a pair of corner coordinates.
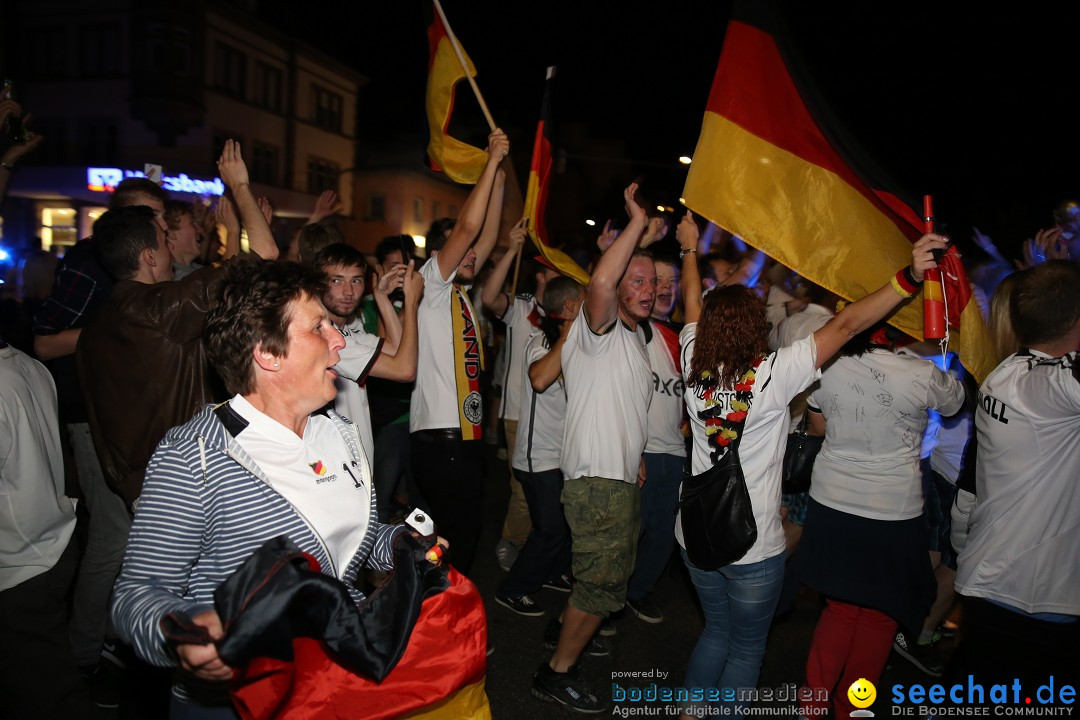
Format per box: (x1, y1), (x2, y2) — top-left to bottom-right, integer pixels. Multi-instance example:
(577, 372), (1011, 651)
(953, 260), (1080, 688)
(410, 129), (508, 576)
(77, 141), (278, 508)
(32, 175), (170, 693)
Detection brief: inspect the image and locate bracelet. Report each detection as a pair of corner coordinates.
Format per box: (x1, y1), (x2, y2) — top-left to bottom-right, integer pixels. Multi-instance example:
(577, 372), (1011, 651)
(0, 161), (13, 172)
(891, 267), (918, 298)
(679, 247), (697, 258)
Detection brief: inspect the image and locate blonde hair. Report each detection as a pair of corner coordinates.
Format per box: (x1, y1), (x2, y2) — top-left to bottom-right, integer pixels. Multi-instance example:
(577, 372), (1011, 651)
(988, 273), (1020, 363)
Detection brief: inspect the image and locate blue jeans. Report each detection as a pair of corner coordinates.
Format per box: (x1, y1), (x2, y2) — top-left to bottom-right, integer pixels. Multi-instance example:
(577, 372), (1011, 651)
(498, 467), (571, 598)
(627, 452), (684, 601)
(681, 548), (785, 712)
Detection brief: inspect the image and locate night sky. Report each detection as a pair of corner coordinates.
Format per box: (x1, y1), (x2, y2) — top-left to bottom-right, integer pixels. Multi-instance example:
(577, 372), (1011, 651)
(259, 1), (1079, 261)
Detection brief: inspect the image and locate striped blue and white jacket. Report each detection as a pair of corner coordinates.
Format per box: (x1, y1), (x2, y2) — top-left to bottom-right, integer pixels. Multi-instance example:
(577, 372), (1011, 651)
(111, 402), (405, 670)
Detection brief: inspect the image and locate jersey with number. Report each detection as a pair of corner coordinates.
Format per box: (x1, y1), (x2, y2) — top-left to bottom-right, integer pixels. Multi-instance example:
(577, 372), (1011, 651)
(512, 330), (567, 474)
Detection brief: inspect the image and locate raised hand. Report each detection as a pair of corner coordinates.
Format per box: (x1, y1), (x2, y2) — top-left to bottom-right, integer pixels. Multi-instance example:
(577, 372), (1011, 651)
(639, 216), (668, 248)
(486, 128), (510, 162)
(375, 263), (407, 298)
(309, 190), (342, 224)
(509, 216), (527, 252)
(910, 233), (949, 283)
(596, 219), (617, 253)
(215, 195), (239, 234)
(257, 196), (274, 227)
(402, 259), (424, 305)
(676, 212), (699, 251)
(216, 139), (249, 190)
(624, 182), (646, 225)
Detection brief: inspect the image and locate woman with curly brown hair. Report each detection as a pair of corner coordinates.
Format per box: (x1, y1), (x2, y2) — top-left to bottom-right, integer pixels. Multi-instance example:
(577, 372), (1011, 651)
(673, 213), (946, 715)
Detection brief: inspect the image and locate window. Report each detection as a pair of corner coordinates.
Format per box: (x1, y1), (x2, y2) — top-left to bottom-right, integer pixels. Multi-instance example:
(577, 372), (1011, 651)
(256, 62), (283, 112)
(251, 143), (278, 185)
(213, 42), (246, 98)
(80, 119), (118, 164)
(366, 194), (385, 221)
(80, 23), (122, 77)
(431, 200), (441, 220)
(313, 85), (343, 132)
(307, 157), (339, 195)
(27, 26), (68, 79)
(413, 196), (424, 224)
(41, 207), (79, 253)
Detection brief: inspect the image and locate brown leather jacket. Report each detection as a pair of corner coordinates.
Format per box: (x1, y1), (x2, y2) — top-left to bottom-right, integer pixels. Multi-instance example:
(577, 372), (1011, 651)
(77, 266), (223, 507)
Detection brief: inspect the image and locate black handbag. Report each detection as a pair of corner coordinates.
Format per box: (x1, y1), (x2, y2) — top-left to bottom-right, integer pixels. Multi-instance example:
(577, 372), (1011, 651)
(781, 412), (823, 495)
(679, 442), (757, 570)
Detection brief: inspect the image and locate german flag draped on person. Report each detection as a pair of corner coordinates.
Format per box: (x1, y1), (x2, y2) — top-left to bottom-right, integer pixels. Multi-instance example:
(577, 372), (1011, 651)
(681, 1), (995, 382)
(522, 67), (590, 286)
(425, 1), (488, 184)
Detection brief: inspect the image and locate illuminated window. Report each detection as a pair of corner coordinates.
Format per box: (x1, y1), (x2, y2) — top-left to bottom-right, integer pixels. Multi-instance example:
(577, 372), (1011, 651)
(41, 207), (79, 253)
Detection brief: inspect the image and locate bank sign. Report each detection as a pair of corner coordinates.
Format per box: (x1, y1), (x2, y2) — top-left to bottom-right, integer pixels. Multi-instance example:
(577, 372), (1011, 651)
(87, 167), (225, 196)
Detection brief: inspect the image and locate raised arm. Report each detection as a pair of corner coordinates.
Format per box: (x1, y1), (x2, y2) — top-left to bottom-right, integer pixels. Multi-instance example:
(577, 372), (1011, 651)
(307, 190), (342, 225)
(481, 217), (527, 318)
(371, 264), (406, 355)
(472, 167), (506, 271)
(677, 212), (702, 323)
(0, 99), (43, 201)
(435, 129), (509, 279)
(584, 183), (648, 331)
(370, 261), (422, 383)
(812, 233), (947, 369)
(216, 140), (278, 260)
(215, 195), (241, 261)
(529, 323), (572, 392)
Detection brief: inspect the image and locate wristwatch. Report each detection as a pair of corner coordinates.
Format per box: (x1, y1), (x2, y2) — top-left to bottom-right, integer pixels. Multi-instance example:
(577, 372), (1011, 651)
(679, 247), (697, 258)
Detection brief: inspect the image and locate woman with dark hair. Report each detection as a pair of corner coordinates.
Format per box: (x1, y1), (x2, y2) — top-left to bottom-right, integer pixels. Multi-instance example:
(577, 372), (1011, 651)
(797, 322), (964, 716)
(673, 213), (946, 715)
(111, 258), (434, 719)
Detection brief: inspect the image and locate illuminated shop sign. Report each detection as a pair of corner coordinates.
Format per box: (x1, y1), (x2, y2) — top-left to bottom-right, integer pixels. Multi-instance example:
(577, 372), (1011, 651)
(86, 167), (225, 196)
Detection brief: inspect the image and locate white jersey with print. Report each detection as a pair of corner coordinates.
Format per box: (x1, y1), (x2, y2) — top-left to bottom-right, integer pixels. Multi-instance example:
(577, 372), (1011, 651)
(560, 306), (652, 483)
(808, 349), (965, 521)
(644, 320), (686, 456)
(956, 351), (1080, 615)
(677, 329), (821, 565)
(230, 395), (370, 580)
(331, 319), (383, 460)
(512, 330), (567, 474)
(498, 295), (542, 423)
(410, 259), (476, 432)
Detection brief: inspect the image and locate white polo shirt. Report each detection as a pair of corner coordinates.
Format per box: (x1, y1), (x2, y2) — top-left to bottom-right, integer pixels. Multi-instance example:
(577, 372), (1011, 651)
(410, 259), (477, 432)
(677, 329), (821, 565)
(230, 395), (370, 580)
(512, 330), (567, 474)
(644, 320), (686, 457)
(331, 319), (383, 460)
(956, 351), (1080, 615)
(560, 306), (652, 483)
(497, 295), (542, 423)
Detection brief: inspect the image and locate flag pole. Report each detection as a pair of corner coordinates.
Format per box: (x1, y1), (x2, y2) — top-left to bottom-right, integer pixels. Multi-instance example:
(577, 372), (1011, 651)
(509, 226), (525, 296)
(432, 0), (496, 132)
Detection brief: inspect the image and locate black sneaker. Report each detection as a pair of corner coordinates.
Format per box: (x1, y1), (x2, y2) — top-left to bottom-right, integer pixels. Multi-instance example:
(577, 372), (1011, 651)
(893, 631), (944, 677)
(542, 619), (611, 657)
(495, 593), (545, 617)
(598, 618), (617, 637)
(532, 663), (606, 714)
(542, 574), (572, 593)
(625, 596), (664, 624)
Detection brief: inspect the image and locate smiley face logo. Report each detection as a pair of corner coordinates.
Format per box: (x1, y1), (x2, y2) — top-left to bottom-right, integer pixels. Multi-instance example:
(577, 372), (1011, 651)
(847, 678), (876, 709)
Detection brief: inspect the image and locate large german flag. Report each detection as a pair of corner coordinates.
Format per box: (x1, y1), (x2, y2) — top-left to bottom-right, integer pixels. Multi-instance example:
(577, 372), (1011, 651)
(425, 3), (488, 185)
(682, 2), (994, 381)
(522, 67), (590, 286)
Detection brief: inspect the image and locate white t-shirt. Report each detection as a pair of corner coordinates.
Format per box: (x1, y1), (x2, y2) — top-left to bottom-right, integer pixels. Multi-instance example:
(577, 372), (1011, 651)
(331, 319), (383, 460)
(769, 303), (832, 352)
(410, 260), (480, 432)
(765, 285), (795, 334)
(230, 395), (370, 580)
(560, 306), (652, 483)
(676, 328), (820, 564)
(512, 330), (567, 474)
(644, 321), (686, 456)
(808, 349), (965, 520)
(956, 351), (1080, 615)
(498, 295), (542, 423)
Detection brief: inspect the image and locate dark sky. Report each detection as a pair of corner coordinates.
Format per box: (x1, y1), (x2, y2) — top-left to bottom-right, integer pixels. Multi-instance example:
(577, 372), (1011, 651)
(260, 1), (1079, 259)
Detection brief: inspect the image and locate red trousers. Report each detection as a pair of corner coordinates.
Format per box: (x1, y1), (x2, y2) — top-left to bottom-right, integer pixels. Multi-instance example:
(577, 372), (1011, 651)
(803, 599), (897, 717)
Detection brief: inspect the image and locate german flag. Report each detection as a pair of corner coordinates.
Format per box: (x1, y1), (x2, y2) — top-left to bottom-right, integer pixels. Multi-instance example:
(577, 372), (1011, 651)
(425, 3), (488, 185)
(522, 67), (590, 286)
(682, 2), (994, 381)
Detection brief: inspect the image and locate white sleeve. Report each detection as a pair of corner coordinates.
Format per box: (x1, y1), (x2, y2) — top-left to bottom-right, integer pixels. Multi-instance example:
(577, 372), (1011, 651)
(567, 303), (615, 357)
(927, 365), (966, 416)
(679, 323), (697, 383)
(420, 257), (454, 311)
(770, 334), (822, 404)
(334, 330), (384, 383)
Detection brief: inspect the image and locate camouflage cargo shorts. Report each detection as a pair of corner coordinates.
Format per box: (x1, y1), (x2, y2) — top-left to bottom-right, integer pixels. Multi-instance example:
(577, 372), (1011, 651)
(561, 476), (641, 617)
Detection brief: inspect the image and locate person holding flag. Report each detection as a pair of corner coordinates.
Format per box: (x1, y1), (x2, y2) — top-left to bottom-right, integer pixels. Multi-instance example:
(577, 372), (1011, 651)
(410, 128), (508, 577)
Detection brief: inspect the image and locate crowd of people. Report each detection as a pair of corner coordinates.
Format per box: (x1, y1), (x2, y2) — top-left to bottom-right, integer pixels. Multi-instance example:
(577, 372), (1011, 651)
(1, 94), (1077, 720)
